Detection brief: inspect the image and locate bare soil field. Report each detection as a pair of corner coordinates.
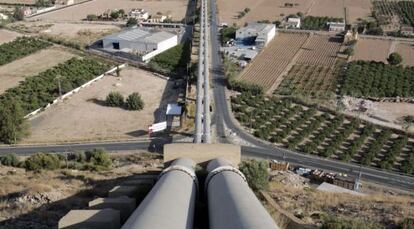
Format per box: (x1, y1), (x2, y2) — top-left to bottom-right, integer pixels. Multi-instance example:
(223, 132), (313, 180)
(25, 67), (177, 143)
(0, 46), (76, 94)
(0, 29), (21, 45)
(308, 0), (372, 23)
(396, 42), (414, 66)
(238, 32), (309, 92)
(217, 0), (313, 26)
(350, 38), (391, 63)
(31, 0), (189, 21)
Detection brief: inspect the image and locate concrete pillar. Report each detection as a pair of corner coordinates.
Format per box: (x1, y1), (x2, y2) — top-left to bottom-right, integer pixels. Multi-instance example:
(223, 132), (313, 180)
(58, 209), (120, 229)
(88, 196), (136, 223)
(121, 158), (198, 229)
(206, 158), (279, 229)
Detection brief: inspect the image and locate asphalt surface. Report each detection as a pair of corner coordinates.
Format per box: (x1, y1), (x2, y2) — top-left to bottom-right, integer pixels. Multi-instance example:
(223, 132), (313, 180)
(0, 0), (412, 191)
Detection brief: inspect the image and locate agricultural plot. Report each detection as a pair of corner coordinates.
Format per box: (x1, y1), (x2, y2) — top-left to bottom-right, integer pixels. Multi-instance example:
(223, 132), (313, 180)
(30, 0), (189, 21)
(0, 46), (76, 94)
(0, 29), (21, 45)
(231, 93), (414, 174)
(395, 42), (414, 66)
(350, 38), (391, 63)
(373, 0), (414, 28)
(237, 32), (309, 92)
(26, 68), (177, 143)
(308, 0), (372, 23)
(0, 37), (51, 66)
(296, 35), (341, 66)
(340, 60), (414, 98)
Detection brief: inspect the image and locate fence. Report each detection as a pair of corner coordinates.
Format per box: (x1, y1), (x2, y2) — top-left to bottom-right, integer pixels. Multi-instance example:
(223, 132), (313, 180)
(24, 64), (127, 119)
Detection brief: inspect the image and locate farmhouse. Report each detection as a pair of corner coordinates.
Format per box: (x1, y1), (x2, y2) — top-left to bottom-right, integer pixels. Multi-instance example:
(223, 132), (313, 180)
(328, 22), (346, 32)
(148, 14), (167, 23)
(236, 23), (276, 48)
(285, 17), (301, 29)
(401, 25), (414, 36)
(129, 8), (149, 21)
(102, 28), (178, 62)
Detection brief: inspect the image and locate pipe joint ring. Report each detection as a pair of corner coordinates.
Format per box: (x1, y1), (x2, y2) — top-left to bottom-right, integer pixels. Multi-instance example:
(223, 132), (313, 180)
(204, 165), (247, 192)
(159, 165), (199, 189)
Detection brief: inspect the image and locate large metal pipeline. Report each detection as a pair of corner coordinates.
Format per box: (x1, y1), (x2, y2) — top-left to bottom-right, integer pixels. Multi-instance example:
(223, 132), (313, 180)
(203, 0), (211, 143)
(194, 0), (205, 143)
(205, 158), (279, 229)
(121, 158), (198, 229)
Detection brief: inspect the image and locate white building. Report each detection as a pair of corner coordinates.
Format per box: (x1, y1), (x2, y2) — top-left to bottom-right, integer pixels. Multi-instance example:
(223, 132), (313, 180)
(286, 17), (301, 28)
(129, 8), (149, 21)
(148, 15), (167, 23)
(235, 23), (276, 48)
(102, 28), (178, 62)
(328, 22), (346, 32)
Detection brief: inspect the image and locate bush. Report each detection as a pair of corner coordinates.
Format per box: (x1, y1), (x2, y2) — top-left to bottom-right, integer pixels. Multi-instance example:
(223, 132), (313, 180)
(86, 149), (112, 170)
(126, 18), (137, 27)
(322, 216), (380, 229)
(69, 151), (87, 163)
(126, 92), (144, 110)
(388, 52), (403, 65)
(399, 218), (414, 229)
(86, 14), (98, 21)
(25, 153), (61, 171)
(106, 91), (124, 107)
(239, 159), (269, 191)
(0, 153), (19, 167)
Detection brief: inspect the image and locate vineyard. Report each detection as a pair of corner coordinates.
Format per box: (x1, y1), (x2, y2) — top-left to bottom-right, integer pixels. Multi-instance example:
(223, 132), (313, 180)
(275, 35), (343, 96)
(373, 0), (414, 27)
(276, 61), (344, 96)
(238, 33), (309, 91)
(231, 93), (414, 174)
(0, 58), (111, 114)
(0, 37), (51, 66)
(340, 60), (414, 98)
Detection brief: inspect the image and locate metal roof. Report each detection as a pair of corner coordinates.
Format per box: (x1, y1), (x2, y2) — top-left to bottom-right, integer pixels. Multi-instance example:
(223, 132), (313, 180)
(103, 28), (175, 44)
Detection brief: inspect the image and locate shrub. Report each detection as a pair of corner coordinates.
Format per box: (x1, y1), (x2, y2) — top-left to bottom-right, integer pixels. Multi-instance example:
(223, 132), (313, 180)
(25, 153), (61, 171)
(388, 52), (403, 65)
(126, 18), (137, 27)
(239, 159), (269, 191)
(322, 216), (380, 229)
(86, 149), (112, 170)
(69, 151), (87, 163)
(126, 92), (144, 110)
(106, 91), (124, 107)
(86, 14), (98, 21)
(0, 153), (19, 167)
(399, 218), (414, 229)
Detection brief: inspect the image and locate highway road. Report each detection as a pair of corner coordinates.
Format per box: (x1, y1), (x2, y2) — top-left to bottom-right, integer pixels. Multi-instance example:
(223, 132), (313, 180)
(0, 0), (412, 191)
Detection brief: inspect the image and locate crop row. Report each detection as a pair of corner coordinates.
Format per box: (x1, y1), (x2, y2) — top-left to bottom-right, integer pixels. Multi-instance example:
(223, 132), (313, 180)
(296, 35), (341, 66)
(238, 33), (309, 91)
(373, 1), (414, 27)
(231, 93), (414, 174)
(0, 37), (51, 66)
(340, 60), (414, 98)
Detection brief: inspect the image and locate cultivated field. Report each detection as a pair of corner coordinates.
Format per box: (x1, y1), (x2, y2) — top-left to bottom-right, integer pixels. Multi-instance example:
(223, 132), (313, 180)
(350, 38), (391, 63)
(31, 0), (189, 21)
(308, 0), (372, 23)
(296, 34), (341, 66)
(0, 29), (21, 45)
(232, 94), (414, 174)
(26, 68), (177, 143)
(396, 42), (414, 66)
(0, 46), (76, 94)
(217, 0), (371, 26)
(238, 32), (309, 92)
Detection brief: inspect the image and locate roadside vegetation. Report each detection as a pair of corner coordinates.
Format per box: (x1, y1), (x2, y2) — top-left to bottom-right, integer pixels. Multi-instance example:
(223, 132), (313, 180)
(239, 159), (269, 191)
(231, 93), (414, 174)
(301, 16), (343, 30)
(0, 149), (112, 172)
(0, 37), (51, 66)
(0, 58), (110, 144)
(340, 60), (414, 98)
(220, 26), (237, 44)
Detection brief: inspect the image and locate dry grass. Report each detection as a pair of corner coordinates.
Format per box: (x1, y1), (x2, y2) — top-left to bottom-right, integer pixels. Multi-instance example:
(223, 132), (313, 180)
(0, 29), (21, 45)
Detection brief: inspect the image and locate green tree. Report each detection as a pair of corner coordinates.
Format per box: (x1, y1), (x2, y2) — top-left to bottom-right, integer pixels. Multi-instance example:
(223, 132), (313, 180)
(239, 159), (269, 191)
(13, 7), (24, 21)
(86, 149), (112, 170)
(105, 91), (124, 107)
(126, 92), (144, 110)
(126, 18), (137, 27)
(110, 11), (120, 19)
(343, 47), (354, 56)
(0, 101), (28, 144)
(86, 14), (98, 21)
(388, 52), (403, 65)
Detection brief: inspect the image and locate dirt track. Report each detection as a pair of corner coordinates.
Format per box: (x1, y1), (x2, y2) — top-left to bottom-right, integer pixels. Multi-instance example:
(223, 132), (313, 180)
(26, 67), (177, 143)
(0, 29), (21, 45)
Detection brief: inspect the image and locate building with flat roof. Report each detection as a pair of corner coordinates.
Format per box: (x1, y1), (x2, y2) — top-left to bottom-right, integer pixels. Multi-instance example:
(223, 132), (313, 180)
(286, 17), (301, 28)
(102, 28), (178, 62)
(328, 22), (346, 32)
(235, 23), (276, 48)
(129, 9), (149, 21)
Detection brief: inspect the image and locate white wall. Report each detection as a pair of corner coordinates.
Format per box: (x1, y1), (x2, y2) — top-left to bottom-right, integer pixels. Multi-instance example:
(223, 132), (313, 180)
(141, 35), (178, 62)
